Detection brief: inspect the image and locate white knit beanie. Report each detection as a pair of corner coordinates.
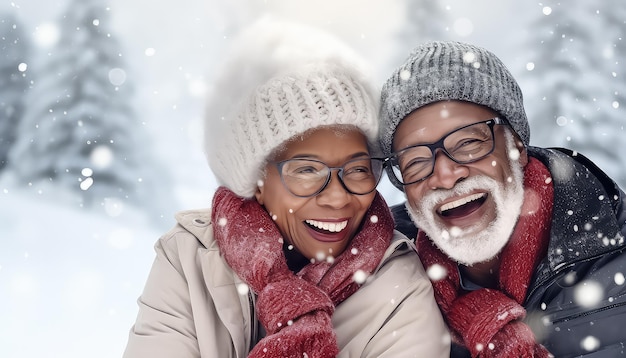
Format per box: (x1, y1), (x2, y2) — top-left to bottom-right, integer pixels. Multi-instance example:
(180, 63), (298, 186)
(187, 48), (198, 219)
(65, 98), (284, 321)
(206, 62), (379, 198)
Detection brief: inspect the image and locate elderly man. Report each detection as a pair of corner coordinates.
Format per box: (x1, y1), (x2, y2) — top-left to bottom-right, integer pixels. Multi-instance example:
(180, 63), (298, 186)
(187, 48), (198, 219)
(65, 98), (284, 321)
(379, 41), (626, 357)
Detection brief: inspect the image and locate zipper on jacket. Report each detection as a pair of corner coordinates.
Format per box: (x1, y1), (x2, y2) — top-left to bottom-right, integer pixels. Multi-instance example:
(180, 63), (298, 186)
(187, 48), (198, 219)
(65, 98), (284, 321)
(550, 300), (626, 324)
(526, 245), (626, 302)
(248, 290), (257, 353)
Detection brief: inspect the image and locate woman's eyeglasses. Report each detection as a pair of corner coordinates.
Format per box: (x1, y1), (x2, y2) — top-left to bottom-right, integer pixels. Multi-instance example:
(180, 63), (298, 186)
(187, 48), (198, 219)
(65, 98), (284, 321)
(275, 157), (384, 197)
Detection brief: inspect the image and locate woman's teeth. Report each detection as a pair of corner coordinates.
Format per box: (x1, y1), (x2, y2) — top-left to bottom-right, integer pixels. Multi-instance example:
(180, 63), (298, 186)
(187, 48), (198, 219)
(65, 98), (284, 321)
(305, 219), (348, 233)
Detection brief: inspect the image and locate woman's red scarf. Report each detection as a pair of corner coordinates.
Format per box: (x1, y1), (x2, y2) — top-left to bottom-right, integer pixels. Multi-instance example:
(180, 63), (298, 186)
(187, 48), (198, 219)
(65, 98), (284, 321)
(211, 186), (394, 358)
(417, 157), (554, 357)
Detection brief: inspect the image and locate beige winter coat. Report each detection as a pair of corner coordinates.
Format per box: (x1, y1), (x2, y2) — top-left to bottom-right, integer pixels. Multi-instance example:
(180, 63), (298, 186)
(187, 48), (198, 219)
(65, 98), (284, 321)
(123, 209), (449, 357)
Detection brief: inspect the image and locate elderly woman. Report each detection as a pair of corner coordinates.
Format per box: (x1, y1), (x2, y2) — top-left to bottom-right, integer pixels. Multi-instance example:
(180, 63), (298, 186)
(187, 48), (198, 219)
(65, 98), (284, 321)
(123, 60), (448, 357)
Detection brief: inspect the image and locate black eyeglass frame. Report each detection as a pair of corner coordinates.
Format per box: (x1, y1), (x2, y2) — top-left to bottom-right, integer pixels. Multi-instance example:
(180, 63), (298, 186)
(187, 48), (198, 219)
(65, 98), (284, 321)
(274, 157), (385, 198)
(387, 117), (505, 187)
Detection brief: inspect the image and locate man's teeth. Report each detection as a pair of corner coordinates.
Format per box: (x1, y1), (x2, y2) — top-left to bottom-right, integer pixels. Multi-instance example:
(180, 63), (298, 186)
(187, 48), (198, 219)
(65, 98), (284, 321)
(305, 219), (348, 233)
(440, 193), (486, 213)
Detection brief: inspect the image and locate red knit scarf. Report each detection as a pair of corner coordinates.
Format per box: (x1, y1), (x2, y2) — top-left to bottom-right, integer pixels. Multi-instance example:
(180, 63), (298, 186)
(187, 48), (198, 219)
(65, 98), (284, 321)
(417, 157), (554, 357)
(211, 187), (394, 358)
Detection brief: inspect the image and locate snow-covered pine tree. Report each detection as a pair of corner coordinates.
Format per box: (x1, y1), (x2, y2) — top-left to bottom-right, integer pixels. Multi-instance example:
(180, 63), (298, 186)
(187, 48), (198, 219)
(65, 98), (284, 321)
(390, 0), (449, 69)
(524, 1), (626, 188)
(0, 12), (31, 172)
(10, 0), (173, 221)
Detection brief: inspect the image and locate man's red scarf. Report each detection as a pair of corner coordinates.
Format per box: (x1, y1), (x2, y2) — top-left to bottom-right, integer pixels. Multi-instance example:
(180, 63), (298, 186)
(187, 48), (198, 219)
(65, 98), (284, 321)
(211, 187), (394, 357)
(417, 157), (554, 357)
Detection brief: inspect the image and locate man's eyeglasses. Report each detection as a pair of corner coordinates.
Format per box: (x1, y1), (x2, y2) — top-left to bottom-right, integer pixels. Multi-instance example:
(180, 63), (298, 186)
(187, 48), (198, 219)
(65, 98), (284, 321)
(275, 157), (384, 197)
(388, 118), (505, 186)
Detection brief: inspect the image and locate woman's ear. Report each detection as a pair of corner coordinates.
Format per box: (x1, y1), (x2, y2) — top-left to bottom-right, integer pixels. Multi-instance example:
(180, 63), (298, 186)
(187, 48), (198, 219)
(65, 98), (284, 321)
(254, 183), (265, 205)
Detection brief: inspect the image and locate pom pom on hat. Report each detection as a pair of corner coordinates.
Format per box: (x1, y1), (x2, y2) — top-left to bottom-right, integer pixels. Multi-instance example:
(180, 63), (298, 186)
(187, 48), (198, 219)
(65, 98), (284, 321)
(205, 19), (379, 198)
(378, 41), (530, 160)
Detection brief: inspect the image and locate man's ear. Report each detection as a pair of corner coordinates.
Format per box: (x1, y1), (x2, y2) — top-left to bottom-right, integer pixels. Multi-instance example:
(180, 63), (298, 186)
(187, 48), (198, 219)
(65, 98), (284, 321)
(516, 137), (529, 167)
(504, 126), (529, 167)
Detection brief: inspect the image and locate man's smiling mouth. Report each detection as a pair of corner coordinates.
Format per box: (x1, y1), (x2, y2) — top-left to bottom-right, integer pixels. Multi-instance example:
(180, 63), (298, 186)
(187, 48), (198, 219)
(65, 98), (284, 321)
(438, 193), (487, 218)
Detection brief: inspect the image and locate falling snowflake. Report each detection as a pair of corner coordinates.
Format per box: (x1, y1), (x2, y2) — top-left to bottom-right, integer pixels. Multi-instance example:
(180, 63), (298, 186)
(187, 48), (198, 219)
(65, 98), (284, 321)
(90, 145), (113, 169)
(449, 226), (463, 237)
(315, 251), (326, 261)
(80, 177), (94, 191)
(34, 22), (60, 47)
(453, 18), (470, 37)
(108, 68), (127, 86)
(580, 335), (600, 352)
(236, 283), (249, 295)
(427, 264), (447, 281)
(573, 280), (604, 307)
(353, 269), (367, 284)
(400, 69), (411, 81)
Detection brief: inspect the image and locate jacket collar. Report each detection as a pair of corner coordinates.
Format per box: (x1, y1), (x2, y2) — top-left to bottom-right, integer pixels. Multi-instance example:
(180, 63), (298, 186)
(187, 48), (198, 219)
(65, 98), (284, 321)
(528, 147), (625, 282)
(175, 209), (216, 249)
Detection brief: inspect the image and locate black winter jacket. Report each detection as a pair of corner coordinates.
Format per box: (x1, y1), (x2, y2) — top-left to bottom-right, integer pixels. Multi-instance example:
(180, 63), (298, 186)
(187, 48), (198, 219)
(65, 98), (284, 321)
(392, 147), (626, 358)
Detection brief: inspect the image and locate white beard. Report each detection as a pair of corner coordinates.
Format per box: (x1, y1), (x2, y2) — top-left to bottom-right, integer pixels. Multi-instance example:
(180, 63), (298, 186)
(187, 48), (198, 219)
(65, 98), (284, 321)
(406, 133), (525, 266)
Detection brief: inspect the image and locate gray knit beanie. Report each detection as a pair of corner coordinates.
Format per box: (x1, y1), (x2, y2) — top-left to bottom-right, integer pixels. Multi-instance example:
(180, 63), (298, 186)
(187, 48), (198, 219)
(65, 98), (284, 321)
(379, 41), (529, 159)
(207, 62), (379, 198)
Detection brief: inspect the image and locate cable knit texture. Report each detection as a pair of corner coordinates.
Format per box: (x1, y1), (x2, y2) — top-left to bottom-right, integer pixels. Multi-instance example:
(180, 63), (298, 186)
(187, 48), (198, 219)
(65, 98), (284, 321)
(210, 187), (394, 357)
(379, 41), (530, 188)
(417, 158), (554, 357)
(207, 63), (379, 198)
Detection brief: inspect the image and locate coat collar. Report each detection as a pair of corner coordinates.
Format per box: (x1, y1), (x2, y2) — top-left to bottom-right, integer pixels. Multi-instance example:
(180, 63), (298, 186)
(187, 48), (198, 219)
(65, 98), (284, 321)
(528, 147), (625, 283)
(175, 209), (216, 249)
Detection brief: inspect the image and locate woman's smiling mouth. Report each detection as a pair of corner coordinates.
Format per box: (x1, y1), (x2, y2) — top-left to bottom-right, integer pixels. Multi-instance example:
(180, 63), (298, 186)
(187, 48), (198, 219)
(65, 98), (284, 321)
(305, 219), (348, 233)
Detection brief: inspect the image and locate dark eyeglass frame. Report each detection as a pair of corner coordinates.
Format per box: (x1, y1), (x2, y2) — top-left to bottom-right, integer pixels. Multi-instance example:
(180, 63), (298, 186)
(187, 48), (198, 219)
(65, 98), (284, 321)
(274, 157), (385, 198)
(388, 117), (505, 186)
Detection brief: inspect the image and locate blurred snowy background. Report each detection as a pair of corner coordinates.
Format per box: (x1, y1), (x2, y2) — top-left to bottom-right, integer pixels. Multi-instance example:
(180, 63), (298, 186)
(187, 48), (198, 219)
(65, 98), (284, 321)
(0, 0), (624, 357)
